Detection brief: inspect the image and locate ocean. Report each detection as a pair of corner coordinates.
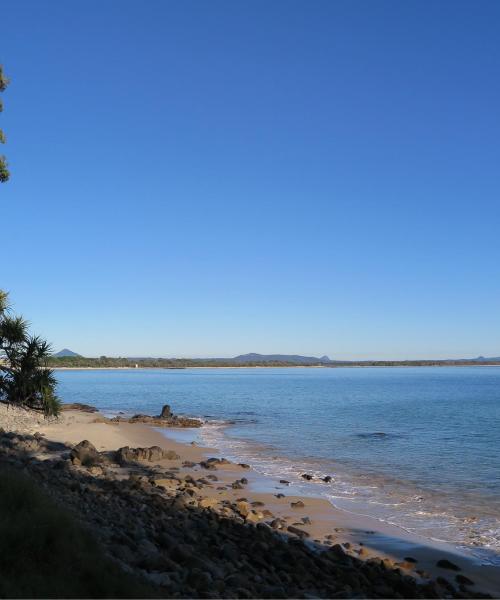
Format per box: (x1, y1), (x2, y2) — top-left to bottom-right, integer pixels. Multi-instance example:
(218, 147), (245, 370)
(55, 366), (500, 564)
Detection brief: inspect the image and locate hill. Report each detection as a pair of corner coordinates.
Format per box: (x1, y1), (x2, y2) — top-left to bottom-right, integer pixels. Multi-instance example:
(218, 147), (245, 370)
(53, 348), (81, 358)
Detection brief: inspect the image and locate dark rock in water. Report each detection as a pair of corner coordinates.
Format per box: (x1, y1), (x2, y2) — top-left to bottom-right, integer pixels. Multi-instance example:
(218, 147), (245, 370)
(455, 574), (474, 586)
(322, 476), (332, 483)
(115, 446), (180, 463)
(62, 403), (98, 413)
(70, 440), (101, 466)
(275, 493), (285, 499)
(238, 463), (250, 469)
(291, 500), (305, 508)
(160, 404), (172, 418)
(301, 473), (313, 481)
(279, 479), (290, 485)
(404, 556), (418, 563)
(436, 559), (461, 571)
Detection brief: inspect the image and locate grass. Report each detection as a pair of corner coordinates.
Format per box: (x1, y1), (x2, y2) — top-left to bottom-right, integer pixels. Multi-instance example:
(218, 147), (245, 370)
(0, 467), (158, 598)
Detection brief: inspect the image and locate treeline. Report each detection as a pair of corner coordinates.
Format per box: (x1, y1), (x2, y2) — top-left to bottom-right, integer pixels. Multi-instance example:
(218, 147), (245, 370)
(46, 356), (500, 369)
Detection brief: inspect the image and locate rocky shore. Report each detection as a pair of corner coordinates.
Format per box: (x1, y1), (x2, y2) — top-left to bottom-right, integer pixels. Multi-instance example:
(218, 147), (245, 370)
(0, 403), (497, 599)
(107, 404), (203, 428)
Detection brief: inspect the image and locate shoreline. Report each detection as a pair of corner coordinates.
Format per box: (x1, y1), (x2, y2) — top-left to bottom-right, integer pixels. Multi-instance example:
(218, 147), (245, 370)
(2, 403), (499, 597)
(159, 425), (500, 596)
(42, 409), (500, 595)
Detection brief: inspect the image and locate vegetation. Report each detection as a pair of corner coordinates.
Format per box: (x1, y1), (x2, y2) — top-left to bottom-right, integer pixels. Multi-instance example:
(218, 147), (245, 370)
(0, 290), (60, 416)
(0, 467), (157, 598)
(0, 64), (9, 183)
(46, 354), (500, 369)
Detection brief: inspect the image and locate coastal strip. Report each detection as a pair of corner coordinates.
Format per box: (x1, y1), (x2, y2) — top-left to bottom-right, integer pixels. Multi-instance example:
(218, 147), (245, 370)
(0, 403), (498, 598)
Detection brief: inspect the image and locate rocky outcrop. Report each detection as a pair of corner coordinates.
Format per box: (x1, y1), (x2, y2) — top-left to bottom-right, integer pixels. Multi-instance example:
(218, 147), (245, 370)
(115, 445), (180, 463)
(160, 404), (172, 418)
(62, 403), (98, 413)
(70, 440), (101, 466)
(111, 404), (202, 428)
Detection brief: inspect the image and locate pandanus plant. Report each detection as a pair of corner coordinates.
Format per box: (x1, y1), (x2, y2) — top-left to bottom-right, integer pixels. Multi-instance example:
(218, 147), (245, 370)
(0, 290), (60, 416)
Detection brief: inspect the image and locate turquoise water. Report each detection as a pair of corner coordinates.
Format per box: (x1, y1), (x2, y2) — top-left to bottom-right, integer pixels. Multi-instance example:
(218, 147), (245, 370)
(55, 366), (500, 563)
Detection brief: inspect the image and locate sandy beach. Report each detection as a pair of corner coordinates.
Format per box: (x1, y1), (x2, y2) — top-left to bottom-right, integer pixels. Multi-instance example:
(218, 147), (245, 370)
(1, 403), (499, 597)
(29, 408), (500, 593)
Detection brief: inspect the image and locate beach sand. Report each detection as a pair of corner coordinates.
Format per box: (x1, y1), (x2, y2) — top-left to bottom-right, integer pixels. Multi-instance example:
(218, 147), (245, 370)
(28, 407), (499, 597)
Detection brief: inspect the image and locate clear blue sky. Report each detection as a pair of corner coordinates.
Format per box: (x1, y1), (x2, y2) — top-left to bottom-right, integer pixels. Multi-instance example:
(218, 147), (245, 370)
(2, 0), (499, 359)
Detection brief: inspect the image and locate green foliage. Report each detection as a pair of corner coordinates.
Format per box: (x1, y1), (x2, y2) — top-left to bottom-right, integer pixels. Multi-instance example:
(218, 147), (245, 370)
(0, 467), (157, 598)
(0, 156), (8, 183)
(0, 291), (60, 416)
(0, 64), (9, 183)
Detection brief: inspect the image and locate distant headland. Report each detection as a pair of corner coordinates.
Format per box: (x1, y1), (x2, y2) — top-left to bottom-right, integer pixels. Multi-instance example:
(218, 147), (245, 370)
(48, 350), (500, 369)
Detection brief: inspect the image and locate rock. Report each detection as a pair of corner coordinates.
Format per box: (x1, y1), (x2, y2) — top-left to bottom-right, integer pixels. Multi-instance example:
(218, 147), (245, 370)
(436, 559), (461, 571)
(287, 525), (310, 538)
(145, 571), (171, 587)
(245, 511), (262, 524)
(62, 403), (98, 413)
(455, 574), (474, 586)
(240, 477), (248, 485)
(404, 556), (418, 563)
(270, 518), (285, 530)
(199, 497), (218, 509)
(115, 446), (180, 463)
(110, 412), (202, 428)
(199, 461), (217, 470)
(238, 463), (250, 469)
(322, 476), (332, 483)
(275, 493), (285, 499)
(291, 500), (305, 508)
(301, 516), (311, 525)
(236, 500), (251, 517)
(160, 404), (172, 418)
(70, 440), (101, 466)
(187, 568), (213, 591)
(279, 479), (290, 485)
(301, 473), (313, 480)
(154, 478), (179, 490)
(88, 465), (104, 476)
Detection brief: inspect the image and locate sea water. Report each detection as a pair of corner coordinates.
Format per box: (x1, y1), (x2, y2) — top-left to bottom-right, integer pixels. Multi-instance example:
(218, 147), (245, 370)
(55, 366), (500, 564)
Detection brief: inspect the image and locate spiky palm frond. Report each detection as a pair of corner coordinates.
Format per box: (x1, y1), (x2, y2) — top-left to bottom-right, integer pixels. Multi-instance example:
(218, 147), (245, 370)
(0, 290), (9, 314)
(0, 315), (29, 346)
(0, 296), (59, 417)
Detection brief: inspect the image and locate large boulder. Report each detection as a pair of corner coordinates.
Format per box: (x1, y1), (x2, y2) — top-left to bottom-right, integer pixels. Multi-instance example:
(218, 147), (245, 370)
(115, 445), (180, 463)
(160, 404), (172, 418)
(70, 440), (101, 466)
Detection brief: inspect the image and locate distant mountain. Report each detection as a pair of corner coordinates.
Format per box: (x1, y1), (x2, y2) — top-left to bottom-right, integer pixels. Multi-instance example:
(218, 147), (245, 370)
(449, 355), (500, 363)
(231, 353), (332, 364)
(53, 348), (81, 358)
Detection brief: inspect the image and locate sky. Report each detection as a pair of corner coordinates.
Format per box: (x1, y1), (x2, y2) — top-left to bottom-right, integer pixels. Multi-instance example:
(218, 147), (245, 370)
(1, 0), (500, 359)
